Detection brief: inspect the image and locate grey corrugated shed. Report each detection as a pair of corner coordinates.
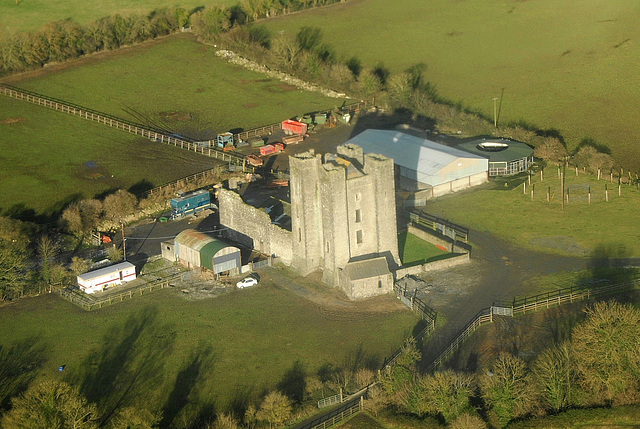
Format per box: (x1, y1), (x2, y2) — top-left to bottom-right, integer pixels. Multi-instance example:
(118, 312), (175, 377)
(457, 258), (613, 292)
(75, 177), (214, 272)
(343, 257), (390, 281)
(343, 130), (488, 186)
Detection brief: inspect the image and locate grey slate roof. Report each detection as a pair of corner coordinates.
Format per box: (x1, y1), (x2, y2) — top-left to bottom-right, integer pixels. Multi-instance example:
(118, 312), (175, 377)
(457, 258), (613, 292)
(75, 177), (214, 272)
(343, 257), (391, 281)
(343, 129), (488, 186)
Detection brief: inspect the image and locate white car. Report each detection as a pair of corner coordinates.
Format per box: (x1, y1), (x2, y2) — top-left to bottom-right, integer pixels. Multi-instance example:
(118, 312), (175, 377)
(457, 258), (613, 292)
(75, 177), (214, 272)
(236, 277), (258, 289)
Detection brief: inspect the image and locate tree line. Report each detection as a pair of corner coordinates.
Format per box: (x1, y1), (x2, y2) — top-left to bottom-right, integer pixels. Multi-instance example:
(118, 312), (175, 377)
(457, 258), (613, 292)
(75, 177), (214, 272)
(0, 1), (347, 76)
(371, 300), (640, 428)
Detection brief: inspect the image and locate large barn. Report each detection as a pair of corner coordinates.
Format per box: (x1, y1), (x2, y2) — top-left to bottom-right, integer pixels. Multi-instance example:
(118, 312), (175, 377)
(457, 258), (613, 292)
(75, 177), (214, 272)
(162, 229), (241, 276)
(343, 129), (488, 198)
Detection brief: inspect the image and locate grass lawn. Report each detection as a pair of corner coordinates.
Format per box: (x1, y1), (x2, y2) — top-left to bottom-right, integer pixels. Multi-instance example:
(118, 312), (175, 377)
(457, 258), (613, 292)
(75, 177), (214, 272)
(0, 271), (419, 422)
(0, 0), (237, 34)
(260, 0), (640, 170)
(398, 232), (449, 267)
(422, 168), (640, 257)
(5, 35), (340, 139)
(0, 96), (217, 217)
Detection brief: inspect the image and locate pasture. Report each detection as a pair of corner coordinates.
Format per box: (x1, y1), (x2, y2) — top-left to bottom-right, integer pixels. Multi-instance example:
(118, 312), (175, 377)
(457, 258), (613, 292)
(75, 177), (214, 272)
(0, 96), (216, 216)
(422, 168), (640, 257)
(0, 35), (339, 215)
(0, 269), (419, 423)
(5, 35), (338, 138)
(0, 0), (236, 34)
(261, 0), (640, 170)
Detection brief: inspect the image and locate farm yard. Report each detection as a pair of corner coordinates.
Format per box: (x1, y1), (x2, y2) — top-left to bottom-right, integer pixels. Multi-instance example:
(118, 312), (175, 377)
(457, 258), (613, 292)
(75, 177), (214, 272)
(260, 0), (640, 171)
(0, 266), (419, 424)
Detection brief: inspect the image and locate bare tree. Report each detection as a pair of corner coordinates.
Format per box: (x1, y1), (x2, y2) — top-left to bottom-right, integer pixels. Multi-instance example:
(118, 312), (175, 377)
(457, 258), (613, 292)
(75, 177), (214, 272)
(0, 217), (30, 300)
(256, 391), (292, 428)
(572, 301), (640, 406)
(1, 380), (99, 429)
(409, 370), (476, 423)
(480, 353), (536, 428)
(103, 190), (137, 224)
(534, 137), (567, 166)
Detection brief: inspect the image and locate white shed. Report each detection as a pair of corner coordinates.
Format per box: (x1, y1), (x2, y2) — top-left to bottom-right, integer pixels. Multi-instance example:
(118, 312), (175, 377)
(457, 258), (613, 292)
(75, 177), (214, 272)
(77, 261), (137, 294)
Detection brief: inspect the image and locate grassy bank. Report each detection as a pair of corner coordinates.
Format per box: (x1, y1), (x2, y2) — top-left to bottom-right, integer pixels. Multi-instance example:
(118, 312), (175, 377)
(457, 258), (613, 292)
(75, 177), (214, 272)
(0, 272), (418, 421)
(261, 0), (640, 170)
(398, 232), (448, 267)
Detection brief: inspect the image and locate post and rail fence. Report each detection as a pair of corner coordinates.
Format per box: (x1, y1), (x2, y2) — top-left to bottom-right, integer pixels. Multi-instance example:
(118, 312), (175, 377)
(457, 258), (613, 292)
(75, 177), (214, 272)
(426, 277), (640, 372)
(57, 272), (184, 311)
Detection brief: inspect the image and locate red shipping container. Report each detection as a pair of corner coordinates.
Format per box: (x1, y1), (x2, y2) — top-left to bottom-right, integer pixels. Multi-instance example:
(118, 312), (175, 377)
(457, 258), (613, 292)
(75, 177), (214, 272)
(281, 119), (308, 135)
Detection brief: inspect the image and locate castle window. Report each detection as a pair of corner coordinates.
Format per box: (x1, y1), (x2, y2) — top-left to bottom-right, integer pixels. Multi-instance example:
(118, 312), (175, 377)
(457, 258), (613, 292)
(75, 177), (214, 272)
(355, 209), (361, 223)
(298, 228), (301, 242)
(355, 192), (361, 201)
(356, 230), (363, 244)
(326, 242), (330, 253)
(378, 280), (383, 289)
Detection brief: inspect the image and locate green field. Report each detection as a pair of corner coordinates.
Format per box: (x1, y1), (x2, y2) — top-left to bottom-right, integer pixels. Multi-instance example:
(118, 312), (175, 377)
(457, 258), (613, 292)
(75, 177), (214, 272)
(0, 96), (217, 216)
(0, 270), (418, 422)
(0, 35), (340, 214)
(261, 0), (640, 170)
(398, 232), (448, 267)
(422, 169), (640, 257)
(6, 35), (338, 138)
(0, 0), (237, 34)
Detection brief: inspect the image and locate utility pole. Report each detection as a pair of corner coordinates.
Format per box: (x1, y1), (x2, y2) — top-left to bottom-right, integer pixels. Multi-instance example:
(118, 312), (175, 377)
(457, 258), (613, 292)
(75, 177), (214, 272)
(121, 221), (127, 261)
(492, 97), (499, 128)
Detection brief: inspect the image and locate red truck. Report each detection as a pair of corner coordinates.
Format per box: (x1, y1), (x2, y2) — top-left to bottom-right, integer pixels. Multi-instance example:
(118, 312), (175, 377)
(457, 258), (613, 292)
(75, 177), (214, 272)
(282, 119), (308, 136)
(259, 142), (285, 156)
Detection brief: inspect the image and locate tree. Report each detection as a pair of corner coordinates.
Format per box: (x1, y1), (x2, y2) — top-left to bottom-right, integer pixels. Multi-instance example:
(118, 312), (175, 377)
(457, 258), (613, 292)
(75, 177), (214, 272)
(572, 301), (640, 405)
(107, 245), (124, 263)
(70, 257), (91, 276)
(206, 412), (240, 429)
(0, 217), (31, 300)
(408, 370), (476, 423)
(533, 341), (579, 412)
(191, 7), (232, 41)
(296, 26), (322, 51)
(387, 72), (413, 106)
(103, 190), (137, 224)
(480, 353), (536, 428)
(271, 33), (299, 69)
(37, 235), (59, 289)
(1, 380), (99, 429)
(533, 137), (567, 166)
(449, 412), (488, 429)
(379, 338), (420, 407)
(356, 69), (383, 99)
(110, 406), (160, 429)
(62, 199), (103, 238)
(256, 391), (292, 428)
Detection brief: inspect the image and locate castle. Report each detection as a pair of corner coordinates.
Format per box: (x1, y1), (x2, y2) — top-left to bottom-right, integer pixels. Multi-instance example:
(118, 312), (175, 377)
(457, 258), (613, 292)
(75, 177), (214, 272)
(219, 144), (400, 299)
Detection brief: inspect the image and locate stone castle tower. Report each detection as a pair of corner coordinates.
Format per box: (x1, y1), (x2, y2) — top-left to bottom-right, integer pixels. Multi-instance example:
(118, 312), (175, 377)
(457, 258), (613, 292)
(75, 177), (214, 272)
(290, 145), (400, 291)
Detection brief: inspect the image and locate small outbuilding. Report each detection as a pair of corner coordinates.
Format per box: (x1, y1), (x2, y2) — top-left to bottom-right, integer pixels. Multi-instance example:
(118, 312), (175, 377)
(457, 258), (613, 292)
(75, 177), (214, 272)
(77, 261), (136, 294)
(339, 257), (394, 300)
(458, 138), (534, 176)
(167, 229), (241, 276)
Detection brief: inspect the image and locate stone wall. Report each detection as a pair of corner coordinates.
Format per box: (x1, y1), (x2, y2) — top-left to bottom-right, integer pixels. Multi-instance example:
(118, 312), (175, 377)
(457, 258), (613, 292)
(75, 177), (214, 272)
(218, 189), (293, 264)
(395, 253), (470, 279)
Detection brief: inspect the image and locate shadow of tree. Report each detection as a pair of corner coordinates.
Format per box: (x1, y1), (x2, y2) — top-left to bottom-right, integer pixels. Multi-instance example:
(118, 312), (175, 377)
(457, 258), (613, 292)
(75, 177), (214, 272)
(584, 243), (637, 284)
(72, 306), (176, 425)
(277, 360), (306, 404)
(0, 336), (49, 411)
(159, 343), (214, 428)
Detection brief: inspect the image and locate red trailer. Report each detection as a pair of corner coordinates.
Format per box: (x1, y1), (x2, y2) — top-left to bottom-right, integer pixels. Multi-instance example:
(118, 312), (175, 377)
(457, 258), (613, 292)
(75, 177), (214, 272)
(246, 154), (264, 167)
(259, 143), (285, 156)
(281, 119), (308, 136)
(282, 134), (304, 145)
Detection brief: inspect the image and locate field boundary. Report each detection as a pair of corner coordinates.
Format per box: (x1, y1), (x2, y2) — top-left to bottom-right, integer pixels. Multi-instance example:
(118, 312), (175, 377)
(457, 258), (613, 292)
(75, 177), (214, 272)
(426, 278), (640, 372)
(0, 84), (246, 164)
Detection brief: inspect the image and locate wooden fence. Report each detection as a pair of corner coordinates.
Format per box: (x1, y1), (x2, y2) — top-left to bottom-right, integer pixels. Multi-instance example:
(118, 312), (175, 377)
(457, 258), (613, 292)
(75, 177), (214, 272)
(0, 84), (246, 165)
(426, 278), (640, 372)
(393, 283), (438, 324)
(57, 273), (184, 311)
(409, 211), (469, 242)
(292, 396), (363, 429)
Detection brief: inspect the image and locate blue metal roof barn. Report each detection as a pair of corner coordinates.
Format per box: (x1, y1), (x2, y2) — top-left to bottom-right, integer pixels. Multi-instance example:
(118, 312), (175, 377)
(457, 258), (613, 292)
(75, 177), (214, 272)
(342, 130), (489, 195)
